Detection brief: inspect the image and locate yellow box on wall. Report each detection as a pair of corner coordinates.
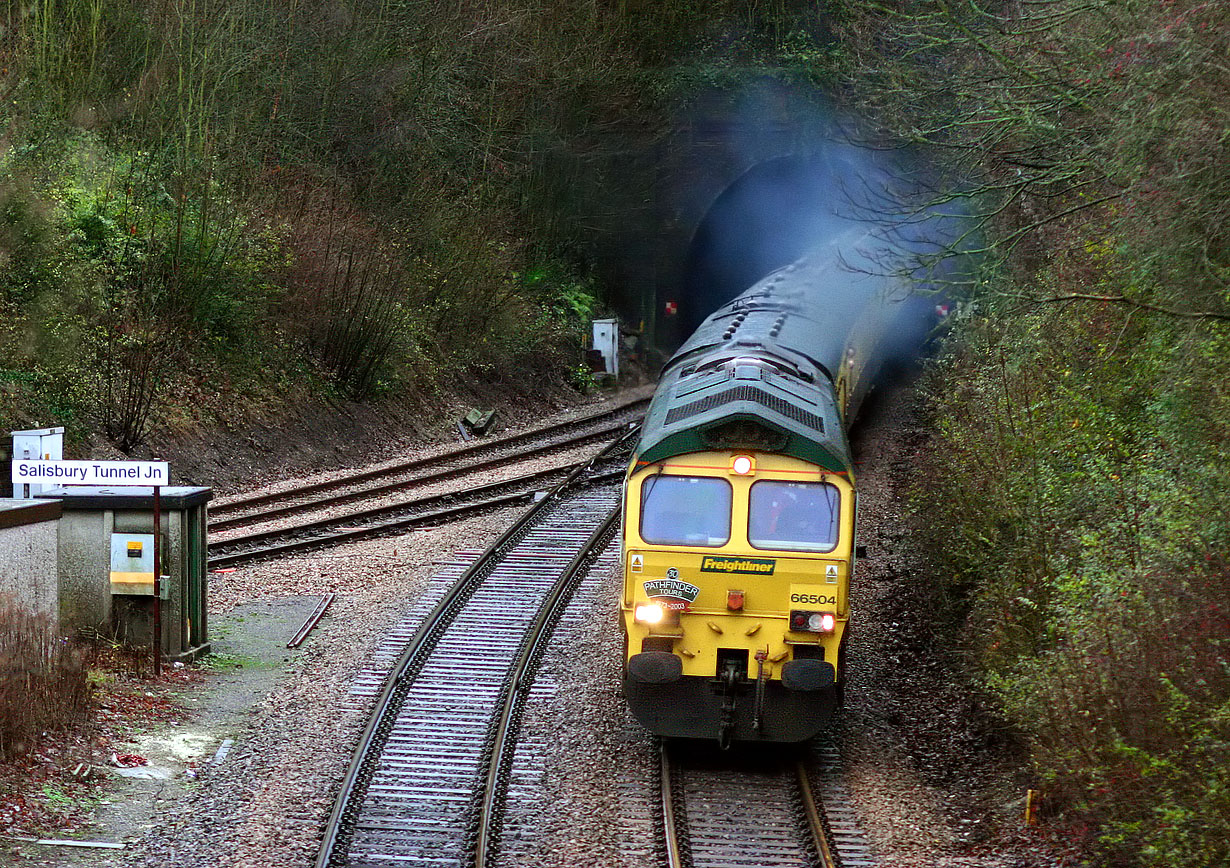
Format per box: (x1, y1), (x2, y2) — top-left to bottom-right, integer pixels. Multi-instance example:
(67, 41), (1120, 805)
(110, 532), (155, 595)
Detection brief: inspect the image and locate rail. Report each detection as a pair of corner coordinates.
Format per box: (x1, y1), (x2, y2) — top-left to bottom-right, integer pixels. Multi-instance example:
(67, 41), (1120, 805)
(212, 396), (647, 517)
(315, 427), (636, 868)
(472, 506), (620, 867)
(658, 742), (847, 868)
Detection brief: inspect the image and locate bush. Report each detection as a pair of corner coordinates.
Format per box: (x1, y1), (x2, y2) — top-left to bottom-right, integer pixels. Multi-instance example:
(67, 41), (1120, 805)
(0, 600), (91, 759)
(821, 5), (1229, 862)
(913, 292), (1230, 866)
(0, 0), (655, 440)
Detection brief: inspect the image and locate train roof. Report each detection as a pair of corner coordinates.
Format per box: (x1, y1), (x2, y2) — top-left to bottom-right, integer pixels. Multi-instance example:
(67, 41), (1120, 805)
(631, 350), (852, 475)
(633, 223), (967, 475)
(673, 231), (898, 378)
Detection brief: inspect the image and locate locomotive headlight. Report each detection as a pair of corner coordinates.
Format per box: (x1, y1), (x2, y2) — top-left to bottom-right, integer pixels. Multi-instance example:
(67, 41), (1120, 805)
(790, 610), (836, 633)
(730, 455), (755, 476)
(635, 603), (665, 624)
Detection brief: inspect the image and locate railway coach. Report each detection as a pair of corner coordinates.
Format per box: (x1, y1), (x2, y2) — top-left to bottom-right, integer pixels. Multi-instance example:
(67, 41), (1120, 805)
(620, 226), (954, 747)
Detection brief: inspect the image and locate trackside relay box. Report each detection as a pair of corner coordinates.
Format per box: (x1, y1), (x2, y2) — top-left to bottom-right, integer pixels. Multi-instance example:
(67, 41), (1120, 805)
(10, 427), (64, 499)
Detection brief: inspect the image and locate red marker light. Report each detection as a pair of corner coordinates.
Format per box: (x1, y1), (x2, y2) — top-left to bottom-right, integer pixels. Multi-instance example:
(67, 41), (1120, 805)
(790, 610), (837, 633)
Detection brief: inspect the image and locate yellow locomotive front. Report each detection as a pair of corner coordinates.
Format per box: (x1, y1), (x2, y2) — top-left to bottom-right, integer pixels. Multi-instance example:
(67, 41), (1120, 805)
(621, 449), (853, 746)
(618, 226), (965, 745)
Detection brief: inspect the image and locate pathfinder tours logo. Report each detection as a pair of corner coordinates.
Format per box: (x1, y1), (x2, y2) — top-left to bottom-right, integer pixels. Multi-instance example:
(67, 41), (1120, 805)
(643, 579), (700, 603)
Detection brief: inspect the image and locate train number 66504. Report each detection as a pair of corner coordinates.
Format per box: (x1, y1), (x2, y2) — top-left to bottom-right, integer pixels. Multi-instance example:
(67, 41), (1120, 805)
(790, 593), (837, 605)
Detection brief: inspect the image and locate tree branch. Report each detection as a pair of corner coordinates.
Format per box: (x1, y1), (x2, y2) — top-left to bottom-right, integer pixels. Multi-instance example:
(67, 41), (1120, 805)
(1016, 292), (1230, 321)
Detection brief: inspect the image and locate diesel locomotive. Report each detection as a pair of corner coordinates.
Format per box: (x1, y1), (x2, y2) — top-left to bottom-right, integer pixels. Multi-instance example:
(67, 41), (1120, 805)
(620, 226), (950, 747)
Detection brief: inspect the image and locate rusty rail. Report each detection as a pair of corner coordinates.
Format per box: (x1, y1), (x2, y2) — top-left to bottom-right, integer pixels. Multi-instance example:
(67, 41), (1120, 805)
(287, 593), (336, 649)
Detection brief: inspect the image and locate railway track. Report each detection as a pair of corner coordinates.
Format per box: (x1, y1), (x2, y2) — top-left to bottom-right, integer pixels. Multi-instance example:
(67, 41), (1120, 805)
(210, 395), (647, 527)
(659, 739), (875, 868)
(316, 433), (629, 868)
(207, 459), (623, 568)
(258, 399), (876, 868)
(207, 399), (644, 568)
(807, 739), (878, 868)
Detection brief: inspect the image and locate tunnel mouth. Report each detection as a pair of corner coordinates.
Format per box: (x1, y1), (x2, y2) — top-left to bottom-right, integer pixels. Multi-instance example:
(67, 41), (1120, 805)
(677, 148), (898, 341)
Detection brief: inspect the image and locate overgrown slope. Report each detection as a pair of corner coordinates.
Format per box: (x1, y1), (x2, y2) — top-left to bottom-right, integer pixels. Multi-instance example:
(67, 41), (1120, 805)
(830, 2), (1228, 864)
(0, 0), (677, 447)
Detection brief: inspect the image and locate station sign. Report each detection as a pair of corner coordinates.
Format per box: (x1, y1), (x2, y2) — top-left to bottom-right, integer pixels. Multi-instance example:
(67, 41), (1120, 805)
(11, 460), (170, 487)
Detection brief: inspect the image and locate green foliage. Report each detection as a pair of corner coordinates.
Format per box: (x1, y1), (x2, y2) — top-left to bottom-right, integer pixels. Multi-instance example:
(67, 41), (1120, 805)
(827, 3), (1229, 863)
(452, 258), (600, 385)
(522, 259), (599, 323)
(55, 145), (286, 341)
(914, 289), (1229, 865)
(0, 0), (843, 443)
(0, 134), (288, 447)
(829, 0), (1229, 319)
(566, 362), (596, 394)
(650, 20), (839, 99)
(0, 172), (75, 307)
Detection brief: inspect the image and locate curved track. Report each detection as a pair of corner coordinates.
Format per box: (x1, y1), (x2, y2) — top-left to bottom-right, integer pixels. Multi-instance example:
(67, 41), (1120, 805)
(207, 459), (623, 567)
(210, 396), (647, 525)
(316, 434), (631, 868)
(207, 401), (644, 567)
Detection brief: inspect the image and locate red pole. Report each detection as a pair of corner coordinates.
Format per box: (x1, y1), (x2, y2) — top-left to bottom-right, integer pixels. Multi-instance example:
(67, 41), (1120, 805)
(153, 484), (161, 677)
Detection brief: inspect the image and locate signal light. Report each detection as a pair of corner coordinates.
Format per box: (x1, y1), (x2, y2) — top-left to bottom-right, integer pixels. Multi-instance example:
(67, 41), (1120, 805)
(790, 610), (836, 634)
(635, 603), (665, 625)
(730, 455), (755, 476)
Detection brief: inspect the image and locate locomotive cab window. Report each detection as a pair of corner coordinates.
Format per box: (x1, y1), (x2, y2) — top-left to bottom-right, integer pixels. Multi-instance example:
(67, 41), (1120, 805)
(640, 475), (732, 547)
(748, 480), (840, 552)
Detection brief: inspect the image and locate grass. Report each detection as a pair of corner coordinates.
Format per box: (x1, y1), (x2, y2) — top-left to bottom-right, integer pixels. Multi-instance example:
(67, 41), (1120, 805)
(197, 651), (278, 672)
